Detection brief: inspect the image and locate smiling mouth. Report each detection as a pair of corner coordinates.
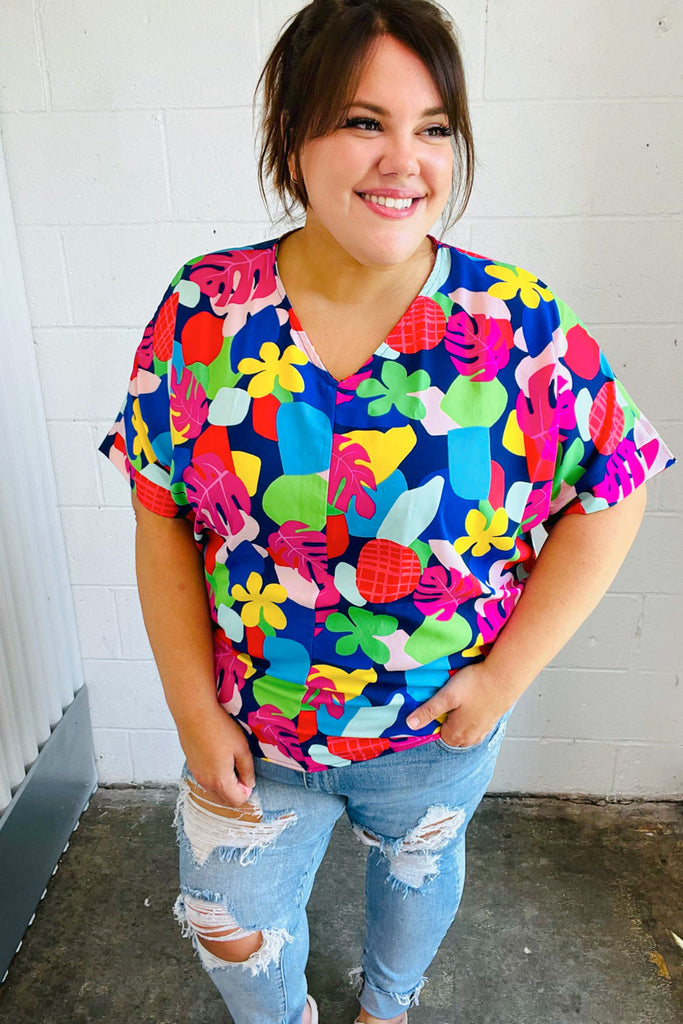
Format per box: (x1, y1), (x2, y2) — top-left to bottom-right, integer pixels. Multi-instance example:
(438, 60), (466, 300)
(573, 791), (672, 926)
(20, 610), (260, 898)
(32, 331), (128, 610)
(357, 192), (422, 209)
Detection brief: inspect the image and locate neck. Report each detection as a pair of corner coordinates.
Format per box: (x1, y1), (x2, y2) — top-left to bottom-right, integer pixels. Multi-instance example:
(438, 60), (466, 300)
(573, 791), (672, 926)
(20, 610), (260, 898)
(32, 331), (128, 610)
(277, 221), (435, 306)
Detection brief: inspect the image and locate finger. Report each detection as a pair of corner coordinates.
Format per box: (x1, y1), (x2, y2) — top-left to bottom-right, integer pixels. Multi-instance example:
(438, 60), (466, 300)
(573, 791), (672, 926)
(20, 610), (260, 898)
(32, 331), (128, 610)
(233, 749), (256, 794)
(406, 697), (451, 730)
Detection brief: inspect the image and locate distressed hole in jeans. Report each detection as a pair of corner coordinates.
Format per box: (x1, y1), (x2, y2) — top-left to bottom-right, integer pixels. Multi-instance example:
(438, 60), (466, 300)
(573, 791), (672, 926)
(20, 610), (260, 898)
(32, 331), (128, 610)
(352, 804), (466, 893)
(174, 777), (297, 866)
(173, 893), (292, 976)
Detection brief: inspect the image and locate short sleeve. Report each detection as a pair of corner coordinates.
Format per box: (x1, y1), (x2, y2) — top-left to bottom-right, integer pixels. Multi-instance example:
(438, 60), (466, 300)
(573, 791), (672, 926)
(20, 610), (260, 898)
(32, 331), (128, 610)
(98, 274), (191, 518)
(546, 296), (676, 522)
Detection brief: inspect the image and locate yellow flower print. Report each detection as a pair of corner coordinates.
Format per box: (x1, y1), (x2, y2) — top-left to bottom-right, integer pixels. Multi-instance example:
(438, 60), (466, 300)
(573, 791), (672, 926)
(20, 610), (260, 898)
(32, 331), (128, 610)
(238, 342), (307, 398)
(308, 664), (377, 700)
(231, 572), (288, 630)
(484, 264), (554, 309)
(454, 508), (516, 558)
(131, 398), (157, 463)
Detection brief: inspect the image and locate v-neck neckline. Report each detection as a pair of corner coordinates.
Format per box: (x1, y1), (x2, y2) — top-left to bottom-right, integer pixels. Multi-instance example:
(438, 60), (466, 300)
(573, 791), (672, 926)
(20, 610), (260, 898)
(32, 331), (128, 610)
(272, 232), (444, 385)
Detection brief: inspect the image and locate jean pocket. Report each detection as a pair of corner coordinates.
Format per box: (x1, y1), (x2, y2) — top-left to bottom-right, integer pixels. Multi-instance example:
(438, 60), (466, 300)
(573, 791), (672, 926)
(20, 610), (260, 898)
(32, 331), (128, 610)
(435, 710), (508, 754)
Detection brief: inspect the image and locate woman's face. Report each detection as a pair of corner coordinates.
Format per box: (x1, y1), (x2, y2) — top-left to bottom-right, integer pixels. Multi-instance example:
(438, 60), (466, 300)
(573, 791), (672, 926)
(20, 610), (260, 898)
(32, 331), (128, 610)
(295, 35), (454, 269)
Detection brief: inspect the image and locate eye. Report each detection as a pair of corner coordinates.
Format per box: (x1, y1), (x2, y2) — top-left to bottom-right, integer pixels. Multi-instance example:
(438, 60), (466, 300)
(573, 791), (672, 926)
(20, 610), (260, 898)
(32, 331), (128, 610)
(343, 116), (382, 132)
(423, 124), (453, 138)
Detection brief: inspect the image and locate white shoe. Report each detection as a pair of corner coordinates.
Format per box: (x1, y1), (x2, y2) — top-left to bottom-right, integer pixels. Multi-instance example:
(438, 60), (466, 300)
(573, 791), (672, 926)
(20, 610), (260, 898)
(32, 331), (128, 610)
(307, 994), (319, 1024)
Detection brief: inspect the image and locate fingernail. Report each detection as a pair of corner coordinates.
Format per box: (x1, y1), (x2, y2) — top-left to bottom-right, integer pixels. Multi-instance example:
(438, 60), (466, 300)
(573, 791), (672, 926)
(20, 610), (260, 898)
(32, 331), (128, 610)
(406, 715), (419, 729)
(239, 783), (253, 797)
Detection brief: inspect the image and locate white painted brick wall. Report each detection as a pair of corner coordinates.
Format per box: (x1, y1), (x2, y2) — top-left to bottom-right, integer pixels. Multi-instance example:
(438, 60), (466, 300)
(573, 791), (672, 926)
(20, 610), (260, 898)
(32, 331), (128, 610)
(1, 0), (680, 795)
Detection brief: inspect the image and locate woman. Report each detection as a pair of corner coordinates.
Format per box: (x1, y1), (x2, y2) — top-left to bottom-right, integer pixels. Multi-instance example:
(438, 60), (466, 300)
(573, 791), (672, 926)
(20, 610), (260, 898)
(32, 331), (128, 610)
(100, 2), (674, 1022)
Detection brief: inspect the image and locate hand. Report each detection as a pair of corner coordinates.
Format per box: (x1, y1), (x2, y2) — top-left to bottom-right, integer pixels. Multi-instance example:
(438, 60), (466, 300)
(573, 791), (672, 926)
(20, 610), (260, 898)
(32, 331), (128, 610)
(176, 704), (256, 807)
(406, 662), (517, 747)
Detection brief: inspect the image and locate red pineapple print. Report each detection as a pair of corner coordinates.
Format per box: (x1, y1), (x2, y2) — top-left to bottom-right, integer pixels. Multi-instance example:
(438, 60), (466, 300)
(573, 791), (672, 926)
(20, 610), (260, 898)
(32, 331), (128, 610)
(153, 292), (179, 360)
(386, 296), (446, 354)
(356, 539), (422, 603)
(327, 736), (390, 761)
(588, 381), (625, 455)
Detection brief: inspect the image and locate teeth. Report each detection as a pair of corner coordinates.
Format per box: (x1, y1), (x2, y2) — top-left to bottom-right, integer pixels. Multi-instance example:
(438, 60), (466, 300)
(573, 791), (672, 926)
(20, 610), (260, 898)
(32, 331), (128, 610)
(361, 193), (414, 210)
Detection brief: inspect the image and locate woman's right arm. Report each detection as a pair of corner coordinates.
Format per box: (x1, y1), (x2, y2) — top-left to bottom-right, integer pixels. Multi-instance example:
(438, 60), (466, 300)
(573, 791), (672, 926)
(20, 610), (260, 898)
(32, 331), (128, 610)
(131, 491), (255, 806)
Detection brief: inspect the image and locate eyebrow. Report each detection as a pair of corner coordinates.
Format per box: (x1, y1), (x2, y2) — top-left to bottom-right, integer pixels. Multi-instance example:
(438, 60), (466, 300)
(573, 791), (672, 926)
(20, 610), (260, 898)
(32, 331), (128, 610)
(349, 101), (448, 118)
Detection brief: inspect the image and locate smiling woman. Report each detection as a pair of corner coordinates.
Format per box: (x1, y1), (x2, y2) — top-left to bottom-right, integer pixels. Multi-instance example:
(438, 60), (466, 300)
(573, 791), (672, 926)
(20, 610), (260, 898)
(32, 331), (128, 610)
(97, 2), (675, 1023)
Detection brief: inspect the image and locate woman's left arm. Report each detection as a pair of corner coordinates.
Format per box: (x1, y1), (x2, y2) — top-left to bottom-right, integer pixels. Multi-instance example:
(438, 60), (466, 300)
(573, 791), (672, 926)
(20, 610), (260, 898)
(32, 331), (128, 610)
(406, 485), (648, 746)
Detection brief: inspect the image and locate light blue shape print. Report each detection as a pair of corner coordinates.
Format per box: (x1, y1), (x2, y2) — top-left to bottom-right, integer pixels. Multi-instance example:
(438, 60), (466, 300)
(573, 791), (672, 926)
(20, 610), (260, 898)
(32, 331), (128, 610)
(277, 402), (332, 474)
(217, 604), (244, 643)
(346, 470), (407, 537)
(342, 692), (405, 737)
(209, 387), (251, 426)
(404, 657), (451, 702)
(176, 279), (201, 308)
(308, 744), (351, 768)
(317, 694), (371, 736)
(575, 388), (593, 443)
(447, 427), (491, 500)
(377, 476), (444, 546)
(263, 636), (311, 685)
(505, 480), (533, 524)
(334, 562), (366, 606)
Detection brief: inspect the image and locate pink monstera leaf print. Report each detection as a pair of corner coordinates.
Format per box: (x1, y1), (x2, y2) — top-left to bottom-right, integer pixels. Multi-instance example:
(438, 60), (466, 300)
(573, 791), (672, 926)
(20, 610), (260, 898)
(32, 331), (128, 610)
(414, 565), (481, 621)
(557, 372), (577, 440)
(329, 435), (376, 518)
(183, 453), (250, 537)
(268, 521), (327, 582)
(477, 587), (523, 644)
(594, 437), (658, 504)
(136, 322), (155, 372)
(444, 311), (513, 382)
(171, 365), (209, 441)
(516, 364), (559, 482)
(188, 249), (277, 312)
(214, 635), (251, 707)
(336, 366), (373, 405)
(248, 704), (304, 763)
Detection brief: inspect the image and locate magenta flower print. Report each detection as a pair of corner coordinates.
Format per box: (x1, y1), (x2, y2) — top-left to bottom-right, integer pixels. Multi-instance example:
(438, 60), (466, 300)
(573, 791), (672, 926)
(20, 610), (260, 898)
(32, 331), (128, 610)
(444, 311), (513, 382)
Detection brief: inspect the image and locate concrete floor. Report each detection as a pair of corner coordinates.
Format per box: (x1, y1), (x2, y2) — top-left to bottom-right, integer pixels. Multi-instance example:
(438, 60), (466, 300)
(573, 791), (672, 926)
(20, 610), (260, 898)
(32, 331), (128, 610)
(0, 789), (680, 1024)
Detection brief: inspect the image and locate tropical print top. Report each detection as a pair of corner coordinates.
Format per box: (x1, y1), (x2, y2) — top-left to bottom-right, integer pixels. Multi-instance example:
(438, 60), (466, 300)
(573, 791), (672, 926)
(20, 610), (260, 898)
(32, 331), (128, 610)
(99, 235), (675, 772)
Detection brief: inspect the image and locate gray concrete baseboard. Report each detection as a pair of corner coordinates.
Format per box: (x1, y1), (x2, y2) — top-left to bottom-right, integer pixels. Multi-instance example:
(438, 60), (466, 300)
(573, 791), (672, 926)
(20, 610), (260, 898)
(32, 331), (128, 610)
(0, 684), (97, 982)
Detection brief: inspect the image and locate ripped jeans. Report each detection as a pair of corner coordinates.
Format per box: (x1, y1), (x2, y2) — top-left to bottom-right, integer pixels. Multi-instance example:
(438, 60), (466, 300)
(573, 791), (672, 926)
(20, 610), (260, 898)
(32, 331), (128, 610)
(174, 704), (514, 1024)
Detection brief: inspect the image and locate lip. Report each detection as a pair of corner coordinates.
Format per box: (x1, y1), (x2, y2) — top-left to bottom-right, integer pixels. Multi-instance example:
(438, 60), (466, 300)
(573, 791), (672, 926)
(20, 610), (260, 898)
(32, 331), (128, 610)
(356, 188), (425, 200)
(356, 191), (423, 218)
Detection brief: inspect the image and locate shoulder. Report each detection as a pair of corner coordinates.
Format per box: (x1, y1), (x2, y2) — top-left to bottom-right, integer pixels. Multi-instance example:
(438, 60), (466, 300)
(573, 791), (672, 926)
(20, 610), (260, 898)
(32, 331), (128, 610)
(435, 237), (557, 309)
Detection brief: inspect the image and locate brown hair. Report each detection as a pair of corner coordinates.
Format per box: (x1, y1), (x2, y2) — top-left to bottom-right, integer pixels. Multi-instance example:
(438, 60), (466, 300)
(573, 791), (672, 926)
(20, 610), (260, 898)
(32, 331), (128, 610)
(256, 0), (474, 229)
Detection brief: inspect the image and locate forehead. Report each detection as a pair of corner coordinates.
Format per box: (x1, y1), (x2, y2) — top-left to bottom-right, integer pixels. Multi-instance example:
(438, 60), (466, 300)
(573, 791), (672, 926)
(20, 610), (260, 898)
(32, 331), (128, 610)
(351, 35), (443, 107)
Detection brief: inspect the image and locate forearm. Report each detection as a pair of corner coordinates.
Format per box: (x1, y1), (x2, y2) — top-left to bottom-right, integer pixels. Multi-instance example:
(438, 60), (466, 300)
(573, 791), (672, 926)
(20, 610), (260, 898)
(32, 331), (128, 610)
(484, 485), (648, 699)
(132, 494), (220, 726)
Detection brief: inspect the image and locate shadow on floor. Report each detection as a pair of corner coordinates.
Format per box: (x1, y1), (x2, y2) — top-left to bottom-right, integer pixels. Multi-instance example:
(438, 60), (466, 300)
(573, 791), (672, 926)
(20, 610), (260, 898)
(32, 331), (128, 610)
(0, 790), (680, 1024)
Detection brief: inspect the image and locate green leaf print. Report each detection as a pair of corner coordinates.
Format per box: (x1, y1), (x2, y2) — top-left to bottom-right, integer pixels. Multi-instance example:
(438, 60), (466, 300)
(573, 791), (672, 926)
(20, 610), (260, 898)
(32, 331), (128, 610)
(357, 361), (429, 420)
(206, 344), (240, 399)
(209, 561), (232, 609)
(326, 606), (398, 663)
(552, 437), (585, 499)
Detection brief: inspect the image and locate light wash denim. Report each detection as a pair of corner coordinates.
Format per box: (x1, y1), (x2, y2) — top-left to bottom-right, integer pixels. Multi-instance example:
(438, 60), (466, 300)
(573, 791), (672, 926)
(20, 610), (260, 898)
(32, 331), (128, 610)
(174, 704), (515, 1024)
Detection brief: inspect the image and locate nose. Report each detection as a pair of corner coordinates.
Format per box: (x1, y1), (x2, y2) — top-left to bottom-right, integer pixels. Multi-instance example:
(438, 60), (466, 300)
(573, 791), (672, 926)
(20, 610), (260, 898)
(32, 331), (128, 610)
(377, 131), (420, 178)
